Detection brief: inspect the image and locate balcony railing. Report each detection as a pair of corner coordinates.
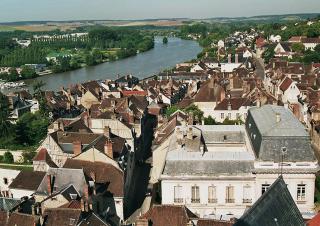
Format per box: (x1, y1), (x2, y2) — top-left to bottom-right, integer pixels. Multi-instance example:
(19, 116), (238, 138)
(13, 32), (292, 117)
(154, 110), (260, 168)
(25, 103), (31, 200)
(296, 200), (306, 204)
(226, 199), (235, 203)
(243, 199), (252, 204)
(174, 198), (183, 203)
(208, 198), (218, 203)
(191, 198), (200, 203)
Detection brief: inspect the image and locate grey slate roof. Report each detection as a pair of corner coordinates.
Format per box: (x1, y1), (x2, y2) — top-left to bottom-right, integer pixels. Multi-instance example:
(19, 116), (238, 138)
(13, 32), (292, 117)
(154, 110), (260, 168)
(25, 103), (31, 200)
(248, 105), (308, 137)
(0, 198), (21, 211)
(247, 105), (316, 162)
(162, 160), (253, 177)
(234, 176), (305, 226)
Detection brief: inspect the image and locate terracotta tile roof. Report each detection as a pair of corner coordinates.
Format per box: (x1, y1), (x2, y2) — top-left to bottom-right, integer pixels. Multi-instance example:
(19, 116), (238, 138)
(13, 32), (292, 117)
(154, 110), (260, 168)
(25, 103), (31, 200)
(302, 38), (320, 44)
(214, 98), (252, 110)
(43, 208), (81, 226)
(63, 159), (124, 197)
(0, 211), (7, 226)
(279, 77), (293, 92)
(33, 148), (58, 168)
(9, 171), (46, 191)
(140, 205), (198, 226)
(195, 79), (225, 103)
(7, 212), (40, 226)
(59, 200), (81, 209)
(197, 219), (233, 226)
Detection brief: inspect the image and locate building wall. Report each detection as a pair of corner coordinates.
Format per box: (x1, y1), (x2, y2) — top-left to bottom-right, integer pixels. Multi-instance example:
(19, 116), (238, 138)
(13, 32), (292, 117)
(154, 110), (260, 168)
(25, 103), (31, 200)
(0, 169), (20, 197)
(150, 137), (171, 184)
(10, 188), (34, 199)
(161, 178), (255, 218)
(195, 102), (217, 118)
(41, 194), (69, 211)
(211, 107), (249, 123)
(255, 173), (315, 213)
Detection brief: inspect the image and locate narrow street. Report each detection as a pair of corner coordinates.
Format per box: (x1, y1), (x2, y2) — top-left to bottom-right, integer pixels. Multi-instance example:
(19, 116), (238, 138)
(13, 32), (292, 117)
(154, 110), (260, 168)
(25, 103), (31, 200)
(253, 54), (266, 80)
(124, 114), (156, 221)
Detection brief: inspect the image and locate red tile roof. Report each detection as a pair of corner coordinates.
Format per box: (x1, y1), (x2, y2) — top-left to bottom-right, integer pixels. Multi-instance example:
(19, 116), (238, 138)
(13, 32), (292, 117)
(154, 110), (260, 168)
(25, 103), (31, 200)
(279, 77), (293, 92)
(307, 212), (320, 226)
(140, 205), (198, 226)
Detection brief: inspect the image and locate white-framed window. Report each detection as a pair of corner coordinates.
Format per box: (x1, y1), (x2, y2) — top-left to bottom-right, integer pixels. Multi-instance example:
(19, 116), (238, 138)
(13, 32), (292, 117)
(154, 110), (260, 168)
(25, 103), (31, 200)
(221, 113), (224, 119)
(228, 113), (231, 119)
(261, 184), (270, 195)
(191, 185), (200, 203)
(226, 186), (235, 203)
(174, 185), (183, 203)
(297, 184), (306, 202)
(208, 186), (217, 203)
(243, 185), (252, 203)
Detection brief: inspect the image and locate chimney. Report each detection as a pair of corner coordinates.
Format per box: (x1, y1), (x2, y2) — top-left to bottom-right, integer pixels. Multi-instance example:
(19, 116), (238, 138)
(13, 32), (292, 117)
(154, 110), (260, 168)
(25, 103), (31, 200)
(187, 127), (193, 140)
(188, 112), (194, 125)
(176, 127), (183, 141)
(47, 175), (52, 195)
(53, 121), (59, 131)
(276, 113), (281, 123)
(111, 100), (116, 108)
(104, 140), (113, 159)
(58, 121), (64, 131)
(135, 219), (148, 226)
(80, 199), (85, 212)
(227, 100), (232, 111)
(229, 77), (234, 89)
(103, 126), (110, 138)
(73, 140), (82, 156)
(235, 54), (239, 64)
(228, 54), (232, 63)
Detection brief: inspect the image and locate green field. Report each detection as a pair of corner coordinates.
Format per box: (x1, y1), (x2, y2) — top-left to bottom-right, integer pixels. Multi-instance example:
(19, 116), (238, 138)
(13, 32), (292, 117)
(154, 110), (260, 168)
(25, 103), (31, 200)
(0, 25), (16, 32)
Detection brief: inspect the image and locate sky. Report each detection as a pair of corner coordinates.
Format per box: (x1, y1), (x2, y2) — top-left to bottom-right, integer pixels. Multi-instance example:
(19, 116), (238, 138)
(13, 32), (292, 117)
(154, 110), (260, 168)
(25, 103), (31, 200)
(0, 0), (320, 22)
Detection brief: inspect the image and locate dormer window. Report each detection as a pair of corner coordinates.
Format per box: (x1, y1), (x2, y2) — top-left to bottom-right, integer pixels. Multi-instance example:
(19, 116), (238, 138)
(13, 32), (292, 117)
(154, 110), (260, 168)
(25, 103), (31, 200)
(223, 135), (227, 141)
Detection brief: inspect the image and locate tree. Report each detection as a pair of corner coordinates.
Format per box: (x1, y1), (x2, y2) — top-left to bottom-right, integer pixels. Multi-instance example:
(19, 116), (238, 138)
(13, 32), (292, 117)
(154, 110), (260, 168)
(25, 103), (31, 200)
(20, 65), (37, 79)
(262, 47), (275, 64)
(3, 151), (14, 163)
(184, 104), (204, 122)
(0, 92), (11, 137)
(163, 37), (168, 44)
(22, 151), (36, 164)
(204, 116), (218, 125)
(292, 43), (305, 54)
(165, 106), (180, 117)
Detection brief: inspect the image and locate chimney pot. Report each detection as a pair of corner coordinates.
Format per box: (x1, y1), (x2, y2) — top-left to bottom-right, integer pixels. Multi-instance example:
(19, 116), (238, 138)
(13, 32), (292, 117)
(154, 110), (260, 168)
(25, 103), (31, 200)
(104, 140), (113, 159)
(187, 127), (193, 140)
(276, 113), (281, 123)
(73, 140), (82, 156)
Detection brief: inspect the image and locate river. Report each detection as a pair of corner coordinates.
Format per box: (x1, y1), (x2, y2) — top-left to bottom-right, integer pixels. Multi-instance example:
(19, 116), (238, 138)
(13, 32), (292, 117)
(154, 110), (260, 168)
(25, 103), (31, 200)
(21, 37), (201, 91)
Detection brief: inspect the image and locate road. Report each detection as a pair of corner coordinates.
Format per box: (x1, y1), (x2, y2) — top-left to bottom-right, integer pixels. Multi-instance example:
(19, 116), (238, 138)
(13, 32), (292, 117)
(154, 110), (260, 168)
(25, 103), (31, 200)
(253, 53), (266, 80)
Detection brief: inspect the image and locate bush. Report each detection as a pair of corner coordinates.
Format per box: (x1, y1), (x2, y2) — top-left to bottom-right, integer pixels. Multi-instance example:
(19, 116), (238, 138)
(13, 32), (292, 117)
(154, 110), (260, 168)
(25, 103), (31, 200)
(3, 151), (14, 163)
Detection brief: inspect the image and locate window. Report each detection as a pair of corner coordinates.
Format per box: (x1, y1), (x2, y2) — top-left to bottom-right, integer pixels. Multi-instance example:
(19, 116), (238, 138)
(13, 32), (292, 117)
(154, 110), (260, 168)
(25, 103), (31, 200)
(297, 184), (306, 203)
(174, 185), (183, 203)
(69, 218), (75, 225)
(261, 184), (270, 195)
(226, 186), (235, 203)
(228, 113), (231, 119)
(221, 113), (224, 119)
(236, 113), (240, 118)
(3, 178), (8, 185)
(208, 186), (217, 203)
(243, 185), (252, 203)
(191, 185), (200, 203)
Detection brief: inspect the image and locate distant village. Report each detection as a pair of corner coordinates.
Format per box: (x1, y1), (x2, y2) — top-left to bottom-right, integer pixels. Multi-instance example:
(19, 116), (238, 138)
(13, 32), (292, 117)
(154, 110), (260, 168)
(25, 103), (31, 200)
(1, 21), (320, 226)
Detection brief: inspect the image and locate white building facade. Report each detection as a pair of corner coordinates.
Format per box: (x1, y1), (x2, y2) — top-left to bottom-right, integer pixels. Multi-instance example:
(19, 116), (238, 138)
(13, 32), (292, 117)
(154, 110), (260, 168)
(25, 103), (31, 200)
(160, 105), (318, 219)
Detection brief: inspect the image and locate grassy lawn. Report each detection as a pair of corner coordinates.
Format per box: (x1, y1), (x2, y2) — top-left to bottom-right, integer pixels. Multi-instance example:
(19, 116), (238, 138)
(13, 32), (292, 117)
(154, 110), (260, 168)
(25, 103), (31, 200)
(0, 25), (16, 32)
(0, 163), (33, 171)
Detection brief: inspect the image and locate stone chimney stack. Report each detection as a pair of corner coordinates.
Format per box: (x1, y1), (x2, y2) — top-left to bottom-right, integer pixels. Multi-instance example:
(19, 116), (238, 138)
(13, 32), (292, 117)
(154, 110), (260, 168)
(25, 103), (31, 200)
(176, 127), (183, 141)
(73, 140), (82, 156)
(227, 100), (232, 111)
(104, 140), (113, 159)
(187, 127), (193, 140)
(188, 112), (194, 126)
(103, 126), (110, 138)
(276, 113), (281, 123)
(47, 175), (52, 195)
(135, 219), (148, 226)
(53, 121), (59, 132)
(235, 54), (239, 64)
(228, 54), (232, 64)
